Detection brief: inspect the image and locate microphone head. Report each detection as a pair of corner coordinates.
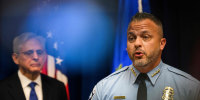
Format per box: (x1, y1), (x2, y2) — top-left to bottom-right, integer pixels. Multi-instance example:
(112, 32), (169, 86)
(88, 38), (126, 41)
(162, 86), (174, 100)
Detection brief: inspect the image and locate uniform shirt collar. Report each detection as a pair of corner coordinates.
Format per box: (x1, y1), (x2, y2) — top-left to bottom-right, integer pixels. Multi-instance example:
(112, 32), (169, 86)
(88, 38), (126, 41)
(18, 70), (42, 88)
(131, 61), (164, 85)
(147, 61), (163, 85)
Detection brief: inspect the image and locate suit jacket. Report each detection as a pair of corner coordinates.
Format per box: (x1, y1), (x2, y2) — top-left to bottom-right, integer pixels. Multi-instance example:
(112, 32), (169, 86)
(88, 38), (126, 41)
(0, 72), (68, 100)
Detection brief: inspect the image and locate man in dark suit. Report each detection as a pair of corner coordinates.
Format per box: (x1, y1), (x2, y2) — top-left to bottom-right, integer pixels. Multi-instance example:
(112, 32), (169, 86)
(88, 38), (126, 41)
(0, 32), (67, 100)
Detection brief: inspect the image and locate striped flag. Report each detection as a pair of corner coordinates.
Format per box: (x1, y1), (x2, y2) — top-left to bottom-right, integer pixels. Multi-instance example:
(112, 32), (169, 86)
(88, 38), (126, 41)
(41, 32), (70, 100)
(112, 0), (150, 72)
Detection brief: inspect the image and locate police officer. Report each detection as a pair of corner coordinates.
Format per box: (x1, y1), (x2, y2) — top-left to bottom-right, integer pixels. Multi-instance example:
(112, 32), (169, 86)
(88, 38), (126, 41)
(89, 12), (200, 100)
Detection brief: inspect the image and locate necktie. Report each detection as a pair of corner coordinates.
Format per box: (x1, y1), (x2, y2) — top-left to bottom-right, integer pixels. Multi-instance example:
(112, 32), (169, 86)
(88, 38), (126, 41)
(137, 73), (148, 100)
(29, 82), (38, 100)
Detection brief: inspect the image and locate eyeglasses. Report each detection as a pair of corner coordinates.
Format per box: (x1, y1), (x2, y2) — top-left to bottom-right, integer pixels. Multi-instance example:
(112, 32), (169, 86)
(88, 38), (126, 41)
(19, 50), (45, 58)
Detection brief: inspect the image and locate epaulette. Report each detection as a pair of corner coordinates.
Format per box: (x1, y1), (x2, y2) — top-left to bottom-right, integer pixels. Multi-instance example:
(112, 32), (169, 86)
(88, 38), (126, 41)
(104, 66), (129, 79)
(167, 65), (200, 84)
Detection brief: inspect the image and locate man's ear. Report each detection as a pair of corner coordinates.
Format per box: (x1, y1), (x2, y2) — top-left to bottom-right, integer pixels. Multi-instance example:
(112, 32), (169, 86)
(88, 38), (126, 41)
(12, 53), (19, 64)
(160, 38), (166, 50)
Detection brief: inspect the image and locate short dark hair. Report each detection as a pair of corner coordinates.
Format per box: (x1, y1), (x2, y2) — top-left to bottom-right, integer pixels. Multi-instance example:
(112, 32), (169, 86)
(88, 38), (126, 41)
(128, 12), (163, 38)
(13, 32), (46, 53)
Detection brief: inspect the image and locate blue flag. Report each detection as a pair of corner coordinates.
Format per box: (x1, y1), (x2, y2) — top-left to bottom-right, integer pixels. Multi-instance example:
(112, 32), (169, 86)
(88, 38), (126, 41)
(112, 0), (151, 72)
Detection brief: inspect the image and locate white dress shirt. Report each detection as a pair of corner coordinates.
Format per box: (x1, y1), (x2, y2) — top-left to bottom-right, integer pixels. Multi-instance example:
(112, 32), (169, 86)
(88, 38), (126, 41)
(18, 70), (43, 100)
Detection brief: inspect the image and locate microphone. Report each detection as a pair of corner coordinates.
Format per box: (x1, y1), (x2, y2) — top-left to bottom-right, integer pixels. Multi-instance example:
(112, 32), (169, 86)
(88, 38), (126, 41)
(162, 86), (174, 100)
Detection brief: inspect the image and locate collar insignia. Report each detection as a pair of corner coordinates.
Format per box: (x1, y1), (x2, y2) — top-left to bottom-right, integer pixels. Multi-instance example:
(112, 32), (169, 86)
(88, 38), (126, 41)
(131, 68), (137, 77)
(151, 69), (160, 77)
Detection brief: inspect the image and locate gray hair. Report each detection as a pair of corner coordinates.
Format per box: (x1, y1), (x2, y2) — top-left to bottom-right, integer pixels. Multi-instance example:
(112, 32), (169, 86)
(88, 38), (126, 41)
(13, 32), (46, 53)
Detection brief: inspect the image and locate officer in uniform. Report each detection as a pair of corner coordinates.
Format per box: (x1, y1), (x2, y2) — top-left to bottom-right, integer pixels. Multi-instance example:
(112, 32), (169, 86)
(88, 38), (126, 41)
(89, 12), (200, 100)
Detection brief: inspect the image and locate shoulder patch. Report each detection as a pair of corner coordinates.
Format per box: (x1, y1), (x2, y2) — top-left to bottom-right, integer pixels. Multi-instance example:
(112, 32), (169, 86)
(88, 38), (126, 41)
(167, 65), (200, 84)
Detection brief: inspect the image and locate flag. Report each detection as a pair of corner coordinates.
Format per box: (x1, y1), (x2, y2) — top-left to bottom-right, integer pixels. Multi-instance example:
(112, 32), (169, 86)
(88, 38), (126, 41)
(112, 0), (151, 72)
(41, 31), (70, 100)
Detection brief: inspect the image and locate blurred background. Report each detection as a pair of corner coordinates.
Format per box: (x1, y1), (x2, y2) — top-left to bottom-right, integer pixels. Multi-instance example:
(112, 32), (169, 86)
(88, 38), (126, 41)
(0, 0), (199, 100)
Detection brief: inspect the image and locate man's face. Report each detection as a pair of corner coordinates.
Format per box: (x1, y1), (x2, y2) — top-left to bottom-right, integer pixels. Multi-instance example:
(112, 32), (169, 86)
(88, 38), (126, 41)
(13, 38), (47, 74)
(127, 19), (166, 68)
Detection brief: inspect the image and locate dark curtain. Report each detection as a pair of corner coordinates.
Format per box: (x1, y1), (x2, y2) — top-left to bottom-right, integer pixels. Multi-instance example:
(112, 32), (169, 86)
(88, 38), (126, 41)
(150, 0), (200, 80)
